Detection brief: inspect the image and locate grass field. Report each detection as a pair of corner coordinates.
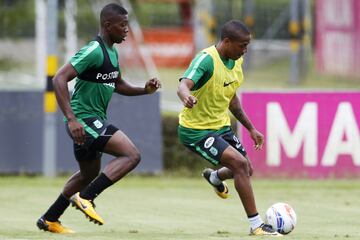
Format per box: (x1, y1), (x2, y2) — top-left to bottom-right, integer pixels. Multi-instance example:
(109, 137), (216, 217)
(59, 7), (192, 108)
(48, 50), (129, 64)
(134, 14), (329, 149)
(0, 175), (359, 240)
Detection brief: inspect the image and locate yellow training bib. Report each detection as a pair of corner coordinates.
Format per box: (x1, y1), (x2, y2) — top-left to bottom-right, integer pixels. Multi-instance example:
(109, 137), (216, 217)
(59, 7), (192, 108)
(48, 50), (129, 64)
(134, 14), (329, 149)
(179, 46), (244, 129)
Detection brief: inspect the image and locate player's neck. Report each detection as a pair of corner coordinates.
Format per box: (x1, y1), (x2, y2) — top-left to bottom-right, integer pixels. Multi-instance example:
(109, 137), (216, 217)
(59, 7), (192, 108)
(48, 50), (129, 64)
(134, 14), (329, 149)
(99, 33), (114, 48)
(215, 43), (229, 60)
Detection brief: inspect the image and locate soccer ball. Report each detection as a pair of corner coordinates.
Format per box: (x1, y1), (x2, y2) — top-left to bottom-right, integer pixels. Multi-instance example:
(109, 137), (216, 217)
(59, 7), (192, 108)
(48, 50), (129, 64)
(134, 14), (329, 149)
(265, 202), (297, 234)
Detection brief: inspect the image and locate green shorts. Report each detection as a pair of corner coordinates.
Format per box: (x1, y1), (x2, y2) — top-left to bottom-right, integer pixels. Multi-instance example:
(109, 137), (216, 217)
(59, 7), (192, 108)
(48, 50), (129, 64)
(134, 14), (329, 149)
(185, 130), (247, 165)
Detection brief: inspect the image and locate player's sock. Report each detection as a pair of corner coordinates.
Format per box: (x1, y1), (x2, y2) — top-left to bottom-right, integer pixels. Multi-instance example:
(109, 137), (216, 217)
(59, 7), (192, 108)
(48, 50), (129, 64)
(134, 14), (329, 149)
(80, 173), (113, 200)
(209, 170), (222, 186)
(43, 193), (70, 221)
(248, 213), (264, 230)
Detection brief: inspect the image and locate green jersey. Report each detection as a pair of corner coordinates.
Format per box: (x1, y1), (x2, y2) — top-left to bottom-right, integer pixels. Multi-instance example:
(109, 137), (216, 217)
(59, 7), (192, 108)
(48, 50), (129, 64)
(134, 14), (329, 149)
(69, 36), (120, 120)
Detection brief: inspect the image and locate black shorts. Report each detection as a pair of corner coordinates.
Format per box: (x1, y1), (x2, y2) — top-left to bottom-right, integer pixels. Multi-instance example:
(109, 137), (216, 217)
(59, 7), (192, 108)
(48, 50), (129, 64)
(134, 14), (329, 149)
(66, 117), (119, 162)
(185, 130), (247, 165)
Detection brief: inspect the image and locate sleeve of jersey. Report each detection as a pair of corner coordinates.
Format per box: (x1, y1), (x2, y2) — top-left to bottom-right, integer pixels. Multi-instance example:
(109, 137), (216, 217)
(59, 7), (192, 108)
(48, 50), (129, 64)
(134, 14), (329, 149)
(70, 41), (102, 75)
(181, 53), (213, 85)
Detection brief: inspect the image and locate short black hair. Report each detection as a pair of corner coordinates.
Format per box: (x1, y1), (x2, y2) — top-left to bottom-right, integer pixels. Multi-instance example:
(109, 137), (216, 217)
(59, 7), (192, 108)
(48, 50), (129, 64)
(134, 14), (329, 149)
(220, 20), (250, 40)
(100, 3), (128, 23)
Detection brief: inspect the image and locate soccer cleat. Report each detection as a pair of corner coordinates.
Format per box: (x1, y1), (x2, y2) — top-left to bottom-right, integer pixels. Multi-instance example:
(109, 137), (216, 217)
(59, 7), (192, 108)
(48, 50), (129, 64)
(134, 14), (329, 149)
(70, 192), (104, 225)
(250, 223), (283, 237)
(36, 217), (75, 234)
(202, 168), (229, 199)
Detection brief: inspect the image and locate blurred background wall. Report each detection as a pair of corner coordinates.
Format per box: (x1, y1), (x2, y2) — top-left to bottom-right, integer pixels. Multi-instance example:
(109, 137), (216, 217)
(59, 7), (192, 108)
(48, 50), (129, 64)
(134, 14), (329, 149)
(0, 0), (359, 177)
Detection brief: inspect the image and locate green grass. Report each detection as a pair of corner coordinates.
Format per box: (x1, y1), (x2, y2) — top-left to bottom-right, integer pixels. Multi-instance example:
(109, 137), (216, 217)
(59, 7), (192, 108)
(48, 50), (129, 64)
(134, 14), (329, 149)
(0, 175), (359, 240)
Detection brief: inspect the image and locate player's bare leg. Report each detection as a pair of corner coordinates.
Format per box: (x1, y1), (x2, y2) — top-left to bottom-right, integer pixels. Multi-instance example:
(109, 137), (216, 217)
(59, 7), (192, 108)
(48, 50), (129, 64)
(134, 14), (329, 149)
(220, 146), (281, 236)
(220, 147), (257, 215)
(70, 130), (140, 225)
(63, 158), (101, 198)
(102, 130), (141, 182)
(216, 167), (233, 180)
(203, 158), (254, 198)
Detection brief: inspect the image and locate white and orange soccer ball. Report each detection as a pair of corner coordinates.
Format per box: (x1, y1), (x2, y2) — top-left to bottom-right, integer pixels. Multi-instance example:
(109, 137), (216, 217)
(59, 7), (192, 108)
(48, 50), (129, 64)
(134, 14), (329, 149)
(265, 202), (297, 234)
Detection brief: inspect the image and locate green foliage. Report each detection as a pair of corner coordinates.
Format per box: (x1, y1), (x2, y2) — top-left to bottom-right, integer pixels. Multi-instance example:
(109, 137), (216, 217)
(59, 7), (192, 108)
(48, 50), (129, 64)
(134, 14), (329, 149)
(0, 0), (98, 40)
(251, 0), (291, 39)
(0, 0), (35, 38)
(132, 0), (183, 27)
(76, 0), (99, 40)
(0, 58), (16, 70)
(0, 0), (304, 40)
(214, 0), (291, 40)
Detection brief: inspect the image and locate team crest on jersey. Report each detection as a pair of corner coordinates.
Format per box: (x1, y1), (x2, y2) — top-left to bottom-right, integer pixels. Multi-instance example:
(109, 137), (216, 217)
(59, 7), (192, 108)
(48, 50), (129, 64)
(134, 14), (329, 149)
(204, 137), (215, 148)
(93, 120), (103, 129)
(103, 82), (115, 88)
(209, 146), (218, 156)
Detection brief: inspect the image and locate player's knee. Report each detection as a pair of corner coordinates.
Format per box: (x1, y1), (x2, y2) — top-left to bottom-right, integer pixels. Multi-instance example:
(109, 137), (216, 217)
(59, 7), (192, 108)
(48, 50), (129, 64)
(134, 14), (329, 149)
(232, 158), (248, 174)
(128, 150), (141, 168)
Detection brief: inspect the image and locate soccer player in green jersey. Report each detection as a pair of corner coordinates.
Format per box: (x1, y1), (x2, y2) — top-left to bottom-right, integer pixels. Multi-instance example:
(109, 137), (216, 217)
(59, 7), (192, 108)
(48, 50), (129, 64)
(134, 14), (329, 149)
(177, 20), (281, 236)
(37, 3), (161, 234)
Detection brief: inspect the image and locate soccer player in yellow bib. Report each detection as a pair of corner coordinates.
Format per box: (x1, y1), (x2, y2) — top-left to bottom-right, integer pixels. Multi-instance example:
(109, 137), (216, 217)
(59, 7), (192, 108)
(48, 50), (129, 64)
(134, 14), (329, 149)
(177, 20), (281, 236)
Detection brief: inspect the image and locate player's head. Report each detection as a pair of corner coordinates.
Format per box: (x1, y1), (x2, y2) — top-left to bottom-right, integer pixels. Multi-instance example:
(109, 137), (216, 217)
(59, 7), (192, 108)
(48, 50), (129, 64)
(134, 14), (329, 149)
(220, 20), (251, 60)
(100, 3), (128, 44)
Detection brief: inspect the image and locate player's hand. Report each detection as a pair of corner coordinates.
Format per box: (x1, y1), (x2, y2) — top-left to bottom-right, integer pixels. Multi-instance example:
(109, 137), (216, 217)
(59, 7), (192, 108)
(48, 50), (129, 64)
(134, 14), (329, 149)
(250, 129), (264, 150)
(182, 95), (197, 108)
(68, 118), (85, 145)
(145, 78), (161, 94)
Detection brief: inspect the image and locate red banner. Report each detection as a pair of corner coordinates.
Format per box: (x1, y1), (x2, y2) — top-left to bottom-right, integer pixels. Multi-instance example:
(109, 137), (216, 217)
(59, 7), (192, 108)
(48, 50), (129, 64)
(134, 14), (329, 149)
(143, 28), (194, 67)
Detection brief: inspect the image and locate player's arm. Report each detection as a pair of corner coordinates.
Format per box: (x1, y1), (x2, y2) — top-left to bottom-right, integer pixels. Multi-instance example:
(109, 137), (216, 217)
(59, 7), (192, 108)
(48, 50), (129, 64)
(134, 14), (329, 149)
(114, 76), (161, 96)
(53, 63), (85, 145)
(177, 78), (197, 108)
(177, 52), (212, 108)
(229, 94), (264, 150)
